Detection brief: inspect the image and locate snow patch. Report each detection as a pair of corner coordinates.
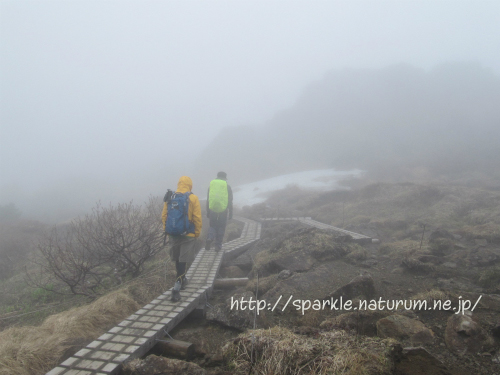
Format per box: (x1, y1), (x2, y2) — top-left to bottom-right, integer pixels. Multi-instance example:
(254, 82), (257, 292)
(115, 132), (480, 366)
(231, 169), (363, 207)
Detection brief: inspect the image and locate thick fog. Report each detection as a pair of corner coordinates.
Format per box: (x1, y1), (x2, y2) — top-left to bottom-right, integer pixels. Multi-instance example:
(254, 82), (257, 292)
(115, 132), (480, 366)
(1, 1), (500, 221)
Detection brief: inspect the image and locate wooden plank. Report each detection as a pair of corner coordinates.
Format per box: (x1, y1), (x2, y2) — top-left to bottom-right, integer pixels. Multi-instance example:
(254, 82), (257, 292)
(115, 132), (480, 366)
(214, 278), (249, 288)
(152, 339), (195, 360)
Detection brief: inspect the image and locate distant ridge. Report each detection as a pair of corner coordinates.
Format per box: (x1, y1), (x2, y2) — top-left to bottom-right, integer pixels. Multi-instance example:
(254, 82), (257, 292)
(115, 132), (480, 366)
(194, 63), (500, 186)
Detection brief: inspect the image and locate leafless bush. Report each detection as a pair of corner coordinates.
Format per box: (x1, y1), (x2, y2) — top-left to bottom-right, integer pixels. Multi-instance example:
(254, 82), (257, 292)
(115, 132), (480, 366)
(0, 220), (45, 280)
(27, 197), (164, 297)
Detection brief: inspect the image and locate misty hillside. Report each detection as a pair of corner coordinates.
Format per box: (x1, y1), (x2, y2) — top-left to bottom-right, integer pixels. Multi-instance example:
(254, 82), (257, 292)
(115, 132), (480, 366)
(194, 63), (500, 186)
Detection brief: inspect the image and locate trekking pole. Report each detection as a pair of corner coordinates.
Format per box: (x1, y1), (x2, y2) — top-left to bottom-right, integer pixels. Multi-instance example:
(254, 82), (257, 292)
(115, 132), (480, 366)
(163, 189), (173, 246)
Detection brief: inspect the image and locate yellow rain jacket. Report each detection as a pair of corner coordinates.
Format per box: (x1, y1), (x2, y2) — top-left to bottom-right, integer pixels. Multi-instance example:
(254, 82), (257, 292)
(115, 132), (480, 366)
(161, 176), (202, 237)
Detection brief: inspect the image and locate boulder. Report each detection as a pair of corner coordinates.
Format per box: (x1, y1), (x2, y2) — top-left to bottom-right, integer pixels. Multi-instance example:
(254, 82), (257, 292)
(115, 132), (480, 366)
(271, 252), (315, 273)
(277, 269), (292, 280)
(206, 291), (264, 331)
(466, 248), (499, 267)
(321, 311), (387, 336)
(262, 264), (347, 311)
(436, 278), (482, 294)
(394, 347), (456, 375)
(444, 313), (494, 355)
(222, 265), (247, 278)
(470, 293), (500, 312)
(327, 273), (376, 300)
(123, 355), (206, 375)
(376, 314), (434, 345)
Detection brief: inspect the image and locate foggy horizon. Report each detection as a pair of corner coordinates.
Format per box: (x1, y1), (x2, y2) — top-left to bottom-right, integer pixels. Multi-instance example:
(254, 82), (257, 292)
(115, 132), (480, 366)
(2, 1), (500, 221)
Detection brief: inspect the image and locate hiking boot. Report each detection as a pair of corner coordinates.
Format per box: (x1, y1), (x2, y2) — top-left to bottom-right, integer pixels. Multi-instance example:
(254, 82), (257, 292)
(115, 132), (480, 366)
(205, 240), (212, 250)
(171, 279), (182, 302)
(171, 290), (181, 302)
(181, 277), (189, 290)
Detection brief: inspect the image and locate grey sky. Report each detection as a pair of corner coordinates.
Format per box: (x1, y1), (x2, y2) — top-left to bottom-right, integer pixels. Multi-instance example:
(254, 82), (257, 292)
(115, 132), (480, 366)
(1, 1), (500, 218)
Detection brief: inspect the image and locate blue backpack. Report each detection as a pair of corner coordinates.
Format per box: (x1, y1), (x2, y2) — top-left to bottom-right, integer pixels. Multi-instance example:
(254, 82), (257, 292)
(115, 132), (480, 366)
(165, 192), (195, 236)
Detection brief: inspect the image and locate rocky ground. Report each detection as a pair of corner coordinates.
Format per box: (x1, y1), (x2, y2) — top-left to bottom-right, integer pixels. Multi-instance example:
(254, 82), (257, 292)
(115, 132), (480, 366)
(124, 183), (500, 375)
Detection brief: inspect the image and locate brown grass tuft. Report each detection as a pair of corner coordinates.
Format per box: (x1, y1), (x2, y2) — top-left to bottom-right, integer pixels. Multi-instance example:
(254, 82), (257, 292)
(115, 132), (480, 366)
(223, 326), (396, 375)
(378, 240), (422, 257)
(410, 289), (448, 304)
(0, 290), (139, 375)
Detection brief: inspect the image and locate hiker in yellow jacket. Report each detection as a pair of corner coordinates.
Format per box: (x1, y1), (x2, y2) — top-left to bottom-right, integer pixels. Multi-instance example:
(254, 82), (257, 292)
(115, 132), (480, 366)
(162, 176), (202, 301)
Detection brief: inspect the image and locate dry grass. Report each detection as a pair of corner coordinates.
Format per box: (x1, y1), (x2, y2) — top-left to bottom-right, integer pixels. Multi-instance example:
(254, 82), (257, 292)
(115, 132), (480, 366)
(378, 240), (423, 257)
(0, 263), (171, 375)
(401, 257), (435, 273)
(345, 247), (368, 262)
(410, 289), (448, 304)
(478, 267), (500, 289)
(461, 223), (500, 243)
(297, 309), (323, 327)
(0, 290), (139, 375)
(223, 326), (396, 375)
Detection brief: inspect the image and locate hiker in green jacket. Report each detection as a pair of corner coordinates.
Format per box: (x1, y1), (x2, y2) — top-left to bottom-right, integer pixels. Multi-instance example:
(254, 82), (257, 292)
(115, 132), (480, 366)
(206, 171), (233, 251)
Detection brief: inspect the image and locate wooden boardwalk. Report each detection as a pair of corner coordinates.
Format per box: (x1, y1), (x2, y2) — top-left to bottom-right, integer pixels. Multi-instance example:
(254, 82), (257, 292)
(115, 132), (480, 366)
(260, 217), (373, 244)
(46, 216), (260, 375)
(45, 215), (368, 375)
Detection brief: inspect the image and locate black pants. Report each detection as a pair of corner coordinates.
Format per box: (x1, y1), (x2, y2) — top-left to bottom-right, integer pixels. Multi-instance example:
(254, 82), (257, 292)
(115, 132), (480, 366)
(207, 210), (228, 249)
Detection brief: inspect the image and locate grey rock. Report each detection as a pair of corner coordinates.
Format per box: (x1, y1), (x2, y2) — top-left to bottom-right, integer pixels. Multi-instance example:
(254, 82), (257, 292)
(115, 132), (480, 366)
(206, 291), (258, 331)
(444, 314), (494, 355)
(376, 315), (434, 345)
(327, 273), (376, 300)
(467, 248), (499, 267)
(272, 252), (315, 273)
(277, 269), (292, 280)
(321, 311), (387, 336)
(262, 265), (340, 310)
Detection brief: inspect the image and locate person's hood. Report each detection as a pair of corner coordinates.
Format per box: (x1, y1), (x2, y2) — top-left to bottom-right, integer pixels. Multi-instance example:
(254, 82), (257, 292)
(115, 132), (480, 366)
(176, 176), (193, 193)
